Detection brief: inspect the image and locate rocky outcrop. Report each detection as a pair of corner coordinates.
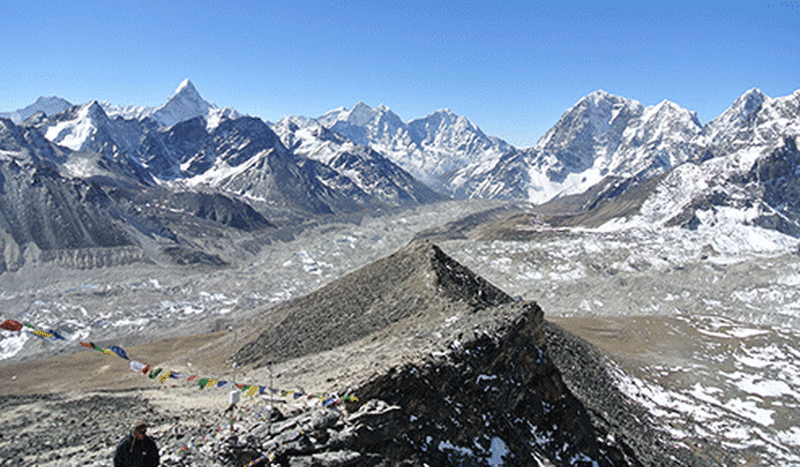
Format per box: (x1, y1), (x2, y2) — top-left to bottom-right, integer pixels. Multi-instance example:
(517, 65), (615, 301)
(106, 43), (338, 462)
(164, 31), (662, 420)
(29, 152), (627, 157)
(229, 240), (712, 466)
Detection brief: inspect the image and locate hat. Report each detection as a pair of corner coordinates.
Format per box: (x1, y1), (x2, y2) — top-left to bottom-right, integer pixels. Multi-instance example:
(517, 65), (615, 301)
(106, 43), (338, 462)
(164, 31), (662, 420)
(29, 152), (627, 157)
(130, 419), (148, 433)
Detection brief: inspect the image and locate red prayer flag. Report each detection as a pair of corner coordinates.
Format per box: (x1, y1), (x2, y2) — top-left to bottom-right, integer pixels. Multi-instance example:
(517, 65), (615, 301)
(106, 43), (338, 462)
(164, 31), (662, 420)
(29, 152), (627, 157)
(0, 320), (22, 332)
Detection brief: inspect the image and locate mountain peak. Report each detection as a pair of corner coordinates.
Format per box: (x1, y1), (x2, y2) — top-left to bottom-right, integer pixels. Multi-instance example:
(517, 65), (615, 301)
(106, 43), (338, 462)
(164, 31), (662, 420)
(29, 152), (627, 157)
(352, 101), (373, 111)
(175, 78), (197, 96)
(731, 88), (767, 113)
(151, 80), (214, 128)
(0, 96), (72, 124)
(589, 89), (610, 98)
(578, 89), (635, 108)
(741, 87), (766, 100)
(83, 100), (108, 119)
(234, 239), (513, 366)
(706, 88), (768, 132)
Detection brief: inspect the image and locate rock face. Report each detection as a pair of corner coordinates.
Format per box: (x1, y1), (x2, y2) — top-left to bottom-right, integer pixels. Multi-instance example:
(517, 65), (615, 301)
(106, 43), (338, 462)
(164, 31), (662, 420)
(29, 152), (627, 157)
(353, 304), (622, 466)
(465, 91), (703, 204)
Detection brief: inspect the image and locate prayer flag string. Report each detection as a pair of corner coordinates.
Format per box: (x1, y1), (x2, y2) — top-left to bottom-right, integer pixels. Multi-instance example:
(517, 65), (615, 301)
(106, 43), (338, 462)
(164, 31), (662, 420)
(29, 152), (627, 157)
(5, 318), (358, 407)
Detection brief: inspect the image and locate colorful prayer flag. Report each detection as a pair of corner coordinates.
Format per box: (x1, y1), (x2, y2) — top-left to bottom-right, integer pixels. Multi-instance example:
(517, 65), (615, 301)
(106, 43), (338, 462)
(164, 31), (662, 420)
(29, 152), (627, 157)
(0, 320), (22, 332)
(108, 345), (128, 360)
(31, 329), (53, 338)
(48, 329), (67, 340)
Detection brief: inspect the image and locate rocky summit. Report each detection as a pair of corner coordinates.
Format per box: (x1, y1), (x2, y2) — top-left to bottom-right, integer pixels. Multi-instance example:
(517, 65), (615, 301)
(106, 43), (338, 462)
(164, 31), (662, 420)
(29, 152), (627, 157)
(213, 239), (718, 466)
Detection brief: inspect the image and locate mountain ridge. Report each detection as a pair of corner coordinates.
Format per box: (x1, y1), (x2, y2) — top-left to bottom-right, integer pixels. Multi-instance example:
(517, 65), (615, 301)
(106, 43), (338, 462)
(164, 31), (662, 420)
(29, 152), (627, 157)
(4, 82), (800, 249)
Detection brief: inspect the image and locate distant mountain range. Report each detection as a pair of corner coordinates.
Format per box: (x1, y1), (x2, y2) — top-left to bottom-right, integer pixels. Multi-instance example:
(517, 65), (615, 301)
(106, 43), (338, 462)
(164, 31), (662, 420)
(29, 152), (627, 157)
(1, 80), (798, 271)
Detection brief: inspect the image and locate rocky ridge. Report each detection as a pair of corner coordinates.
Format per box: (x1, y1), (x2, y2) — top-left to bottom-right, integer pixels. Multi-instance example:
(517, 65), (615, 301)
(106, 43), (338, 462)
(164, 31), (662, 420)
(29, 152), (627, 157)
(221, 239), (714, 466)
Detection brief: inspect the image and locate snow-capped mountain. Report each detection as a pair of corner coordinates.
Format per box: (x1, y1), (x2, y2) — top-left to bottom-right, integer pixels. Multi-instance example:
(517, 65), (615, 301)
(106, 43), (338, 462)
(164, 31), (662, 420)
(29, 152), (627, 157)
(23, 100), (155, 184)
(0, 118), (143, 272)
(316, 102), (514, 193)
(308, 93), (712, 205)
(272, 116), (444, 206)
(5, 81), (800, 243)
(697, 88), (800, 158)
(165, 115), (360, 215)
(0, 96), (72, 124)
(6, 81), (438, 217)
(582, 88), (800, 240)
(409, 109), (514, 192)
(630, 135), (800, 237)
(39, 101), (146, 154)
(465, 91), (703, 203)
(157, 114), (442, 214)
(461, 87), (800, 211)
(101, 79), (241, 128)
(512, 88), (800, 242)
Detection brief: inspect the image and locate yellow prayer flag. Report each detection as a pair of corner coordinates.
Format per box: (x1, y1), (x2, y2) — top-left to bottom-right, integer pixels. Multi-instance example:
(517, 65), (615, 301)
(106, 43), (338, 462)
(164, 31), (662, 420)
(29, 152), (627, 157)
(205, 379), (219, 389)
(246, 386), (258, 397)
(159, 370), (173, 383)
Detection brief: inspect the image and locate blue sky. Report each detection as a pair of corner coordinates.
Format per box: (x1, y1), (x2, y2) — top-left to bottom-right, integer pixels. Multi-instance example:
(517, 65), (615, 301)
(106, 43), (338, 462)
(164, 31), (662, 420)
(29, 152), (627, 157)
(1, 0), (798, 147)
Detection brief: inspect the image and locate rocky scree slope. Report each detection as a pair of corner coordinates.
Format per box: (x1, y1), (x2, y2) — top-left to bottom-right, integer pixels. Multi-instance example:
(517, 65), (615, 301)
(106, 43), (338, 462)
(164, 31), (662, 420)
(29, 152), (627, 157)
(227, 240), (711, 466)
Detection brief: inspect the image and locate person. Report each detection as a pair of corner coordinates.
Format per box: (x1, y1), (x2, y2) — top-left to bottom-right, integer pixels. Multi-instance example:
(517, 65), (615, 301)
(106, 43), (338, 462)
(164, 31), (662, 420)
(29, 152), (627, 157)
(114, 419), (159, 467)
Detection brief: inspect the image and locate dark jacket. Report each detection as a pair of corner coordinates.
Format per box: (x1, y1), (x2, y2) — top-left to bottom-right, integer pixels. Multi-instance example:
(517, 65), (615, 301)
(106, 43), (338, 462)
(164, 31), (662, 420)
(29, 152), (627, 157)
(114, 434), (159, 467)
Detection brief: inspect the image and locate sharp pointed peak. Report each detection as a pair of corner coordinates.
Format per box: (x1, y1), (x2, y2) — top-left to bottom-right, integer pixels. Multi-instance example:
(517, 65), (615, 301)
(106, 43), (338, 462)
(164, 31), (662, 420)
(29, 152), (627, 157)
(651, 99), (686, 112)
(82, 100), (106, 115)
(175, 79), (198, 95)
